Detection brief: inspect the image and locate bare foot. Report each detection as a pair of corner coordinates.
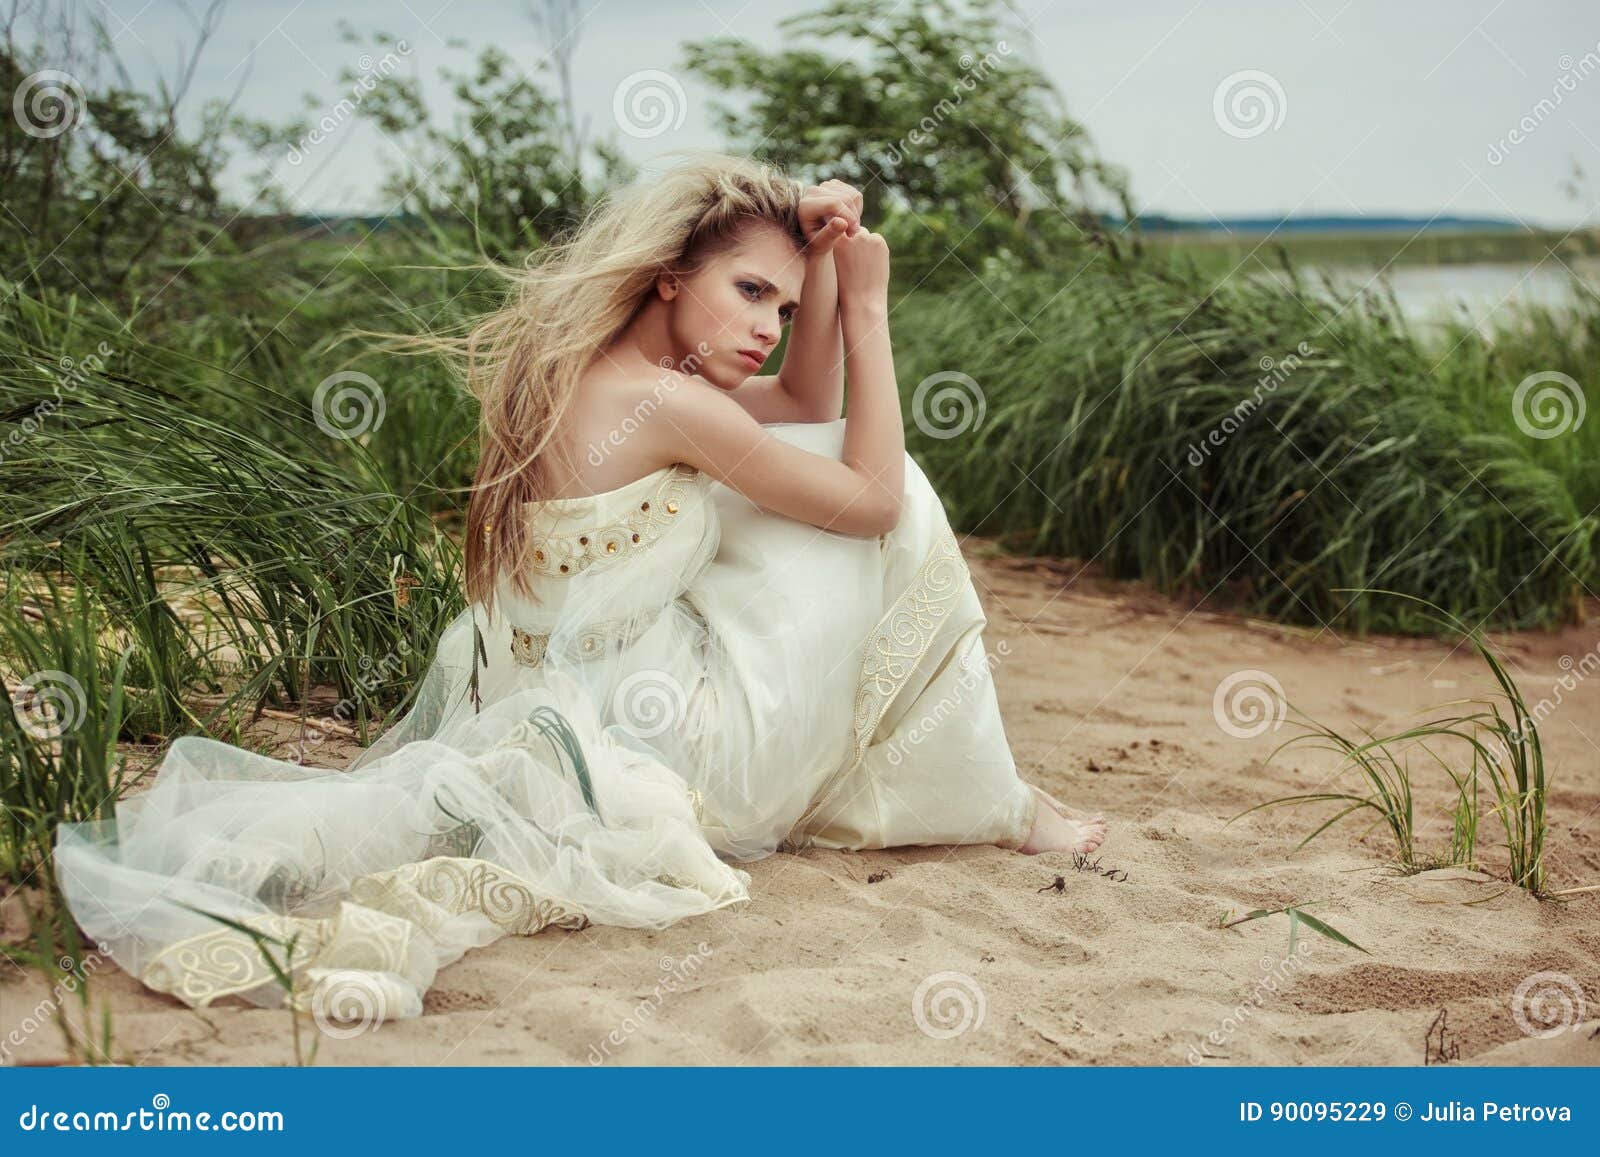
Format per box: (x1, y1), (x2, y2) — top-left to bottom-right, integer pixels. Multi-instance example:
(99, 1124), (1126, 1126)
(1019, 784), (1108, 855)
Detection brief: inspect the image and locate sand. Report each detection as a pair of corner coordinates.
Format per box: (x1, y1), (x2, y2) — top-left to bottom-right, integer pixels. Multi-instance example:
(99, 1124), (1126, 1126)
(4, 544), (1597, 1066)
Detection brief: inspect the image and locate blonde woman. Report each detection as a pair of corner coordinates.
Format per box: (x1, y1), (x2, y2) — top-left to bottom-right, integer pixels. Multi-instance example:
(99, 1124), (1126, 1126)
(54, 156), (1107, 1022)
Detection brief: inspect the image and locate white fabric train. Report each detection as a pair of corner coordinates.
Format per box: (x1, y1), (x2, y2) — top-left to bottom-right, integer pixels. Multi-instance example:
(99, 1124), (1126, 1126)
(52, 420), (1036, 1022)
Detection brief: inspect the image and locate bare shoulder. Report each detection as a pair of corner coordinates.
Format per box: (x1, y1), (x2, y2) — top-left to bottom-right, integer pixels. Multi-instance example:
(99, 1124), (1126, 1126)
(645, 369), (766, 461)
(647, 373), (901, 538)
(548, 366), (704, 491)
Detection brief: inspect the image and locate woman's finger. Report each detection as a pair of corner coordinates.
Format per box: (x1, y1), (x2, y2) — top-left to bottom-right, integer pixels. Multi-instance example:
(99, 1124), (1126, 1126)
(807, 215), (850, 256)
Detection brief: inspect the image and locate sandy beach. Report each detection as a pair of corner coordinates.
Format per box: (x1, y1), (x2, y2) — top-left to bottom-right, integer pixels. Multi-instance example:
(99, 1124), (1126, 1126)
(5, 543), (1597, 1066)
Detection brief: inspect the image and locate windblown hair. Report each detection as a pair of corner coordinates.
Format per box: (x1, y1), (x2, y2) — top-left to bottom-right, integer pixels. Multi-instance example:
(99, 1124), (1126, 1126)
(456, 153), (806, 615)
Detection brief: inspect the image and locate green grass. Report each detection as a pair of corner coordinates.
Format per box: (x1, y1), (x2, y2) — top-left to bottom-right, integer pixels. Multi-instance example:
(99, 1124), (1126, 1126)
(1230, 592), (1551, 895)
(890, 251), (1600, 633)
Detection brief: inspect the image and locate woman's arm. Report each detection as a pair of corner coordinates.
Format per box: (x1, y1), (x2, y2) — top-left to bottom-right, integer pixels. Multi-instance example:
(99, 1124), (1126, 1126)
(834, 229), (903, 515)
(647, 228), (903, 537)
(773, 249), (843, 420)
(725, 179), (861, 425)
(723, 250), (843, 424)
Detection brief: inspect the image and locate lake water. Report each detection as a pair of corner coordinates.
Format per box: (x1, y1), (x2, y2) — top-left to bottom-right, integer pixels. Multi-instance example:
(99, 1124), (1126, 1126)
(1255, 256), (1600, 336)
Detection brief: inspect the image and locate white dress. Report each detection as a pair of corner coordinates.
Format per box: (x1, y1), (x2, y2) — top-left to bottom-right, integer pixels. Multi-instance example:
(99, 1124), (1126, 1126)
(53, 419), (1037, 1022)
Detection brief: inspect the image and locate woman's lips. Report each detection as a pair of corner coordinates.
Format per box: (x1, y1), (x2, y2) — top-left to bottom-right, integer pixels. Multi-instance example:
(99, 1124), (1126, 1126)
(737, 350), (765, 372)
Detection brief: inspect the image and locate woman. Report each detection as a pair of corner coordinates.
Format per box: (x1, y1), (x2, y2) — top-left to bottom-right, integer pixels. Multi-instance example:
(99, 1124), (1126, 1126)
(53, 156), (1107, 1025)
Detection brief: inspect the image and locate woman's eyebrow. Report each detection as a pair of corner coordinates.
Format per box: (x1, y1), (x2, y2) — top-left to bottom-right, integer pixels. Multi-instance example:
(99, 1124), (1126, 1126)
(739, 272), (800, 311)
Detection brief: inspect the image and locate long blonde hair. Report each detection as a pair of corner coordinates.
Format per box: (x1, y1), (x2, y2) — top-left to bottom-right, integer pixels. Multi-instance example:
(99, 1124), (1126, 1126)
(458, 153), (805, 614)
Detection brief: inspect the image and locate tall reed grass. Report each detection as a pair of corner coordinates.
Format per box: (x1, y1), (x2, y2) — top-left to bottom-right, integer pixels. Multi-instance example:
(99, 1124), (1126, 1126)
(891, 254), (1599, 633)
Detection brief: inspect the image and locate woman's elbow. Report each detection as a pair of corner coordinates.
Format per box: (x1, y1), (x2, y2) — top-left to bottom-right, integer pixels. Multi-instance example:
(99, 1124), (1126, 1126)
(863, 490), (903, 537)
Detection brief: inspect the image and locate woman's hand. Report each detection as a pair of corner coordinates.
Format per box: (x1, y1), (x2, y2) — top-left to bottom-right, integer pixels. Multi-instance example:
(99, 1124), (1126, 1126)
(830, 227), (890, 315)
(798, 178), (864, 255)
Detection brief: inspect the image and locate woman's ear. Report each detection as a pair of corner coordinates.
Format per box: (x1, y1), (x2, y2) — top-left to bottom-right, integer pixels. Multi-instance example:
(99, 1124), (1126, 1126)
(655, 271), (679, 301)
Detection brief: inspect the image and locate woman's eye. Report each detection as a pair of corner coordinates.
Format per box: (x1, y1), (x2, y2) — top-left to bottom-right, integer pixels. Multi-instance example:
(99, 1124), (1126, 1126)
(738, 281), (761, 300)
(780, 307), (797, 324)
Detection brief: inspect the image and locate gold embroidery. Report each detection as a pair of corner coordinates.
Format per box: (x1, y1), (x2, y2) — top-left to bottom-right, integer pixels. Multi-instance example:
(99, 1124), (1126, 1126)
(352, 858), (588, 938)
(847, 524), (968, 767)
(787, 524), (970, 842)
(510, 625), (548, 667)
(527, 465), (699, 578)
(139, 857), (587, 1011)
(508, 601), (675, 669)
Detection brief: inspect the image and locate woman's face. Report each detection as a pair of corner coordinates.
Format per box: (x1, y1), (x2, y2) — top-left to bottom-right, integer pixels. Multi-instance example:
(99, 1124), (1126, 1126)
(661, 223), (804, 390)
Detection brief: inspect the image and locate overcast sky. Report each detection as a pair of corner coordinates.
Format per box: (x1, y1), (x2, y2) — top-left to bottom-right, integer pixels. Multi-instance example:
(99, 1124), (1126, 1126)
(81, 0), (1600, 228)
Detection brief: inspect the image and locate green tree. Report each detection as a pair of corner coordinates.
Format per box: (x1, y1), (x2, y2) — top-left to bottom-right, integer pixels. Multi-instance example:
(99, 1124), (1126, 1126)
(683, 0), (1137, 287)
(340, 30), (631, 255)
(1, 1), (284, 299)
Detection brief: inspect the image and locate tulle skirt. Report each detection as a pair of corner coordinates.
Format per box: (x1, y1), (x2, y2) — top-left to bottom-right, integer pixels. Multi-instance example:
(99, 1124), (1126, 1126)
(51, 419), (1034, 1023)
